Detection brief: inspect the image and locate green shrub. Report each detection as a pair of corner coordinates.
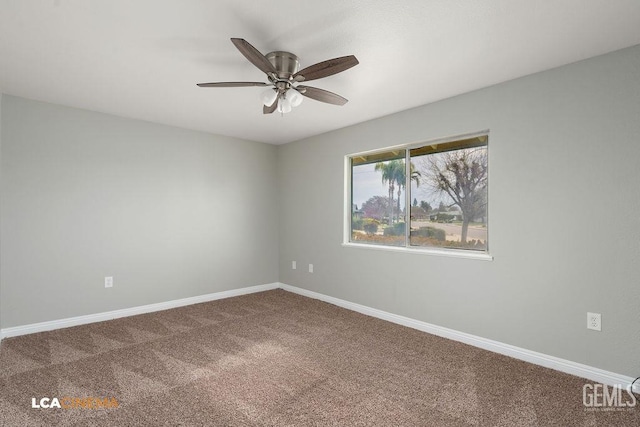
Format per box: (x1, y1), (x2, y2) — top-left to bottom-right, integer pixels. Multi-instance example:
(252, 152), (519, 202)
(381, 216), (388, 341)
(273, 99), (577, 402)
(351, 218), (364, 230)
(435, 213), (454, 223)
(363, 220), (379, 235)
(383, 222), (406, 236)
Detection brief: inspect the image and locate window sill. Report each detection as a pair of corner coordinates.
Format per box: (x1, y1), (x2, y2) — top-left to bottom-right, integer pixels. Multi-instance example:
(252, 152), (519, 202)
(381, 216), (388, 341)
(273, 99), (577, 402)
(341, 242), (493, 261)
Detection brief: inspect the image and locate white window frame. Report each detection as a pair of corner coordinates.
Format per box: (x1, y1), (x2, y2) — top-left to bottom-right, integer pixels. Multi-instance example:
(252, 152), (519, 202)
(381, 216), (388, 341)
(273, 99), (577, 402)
(343, 130), (493, 261)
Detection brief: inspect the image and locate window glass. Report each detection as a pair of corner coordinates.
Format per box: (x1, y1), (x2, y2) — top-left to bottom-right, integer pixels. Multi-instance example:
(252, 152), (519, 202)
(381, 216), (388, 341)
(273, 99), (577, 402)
(410, 136), (488, 251)
(351, 150), (406, 246)
(348, 134), (488, 253)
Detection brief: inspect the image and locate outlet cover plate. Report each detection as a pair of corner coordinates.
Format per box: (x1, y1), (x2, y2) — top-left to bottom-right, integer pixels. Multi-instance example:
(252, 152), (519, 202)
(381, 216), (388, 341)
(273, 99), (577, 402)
(587, 312), (601, 331)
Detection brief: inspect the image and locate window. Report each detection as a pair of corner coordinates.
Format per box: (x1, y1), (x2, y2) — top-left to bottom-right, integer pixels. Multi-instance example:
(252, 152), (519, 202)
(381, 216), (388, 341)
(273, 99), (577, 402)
(347, 133), (489, 255)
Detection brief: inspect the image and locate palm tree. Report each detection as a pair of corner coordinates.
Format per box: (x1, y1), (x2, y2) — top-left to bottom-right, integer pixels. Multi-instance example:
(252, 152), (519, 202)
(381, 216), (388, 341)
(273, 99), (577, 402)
(393, 162), (421, 224)
(374, 160), (402, 225)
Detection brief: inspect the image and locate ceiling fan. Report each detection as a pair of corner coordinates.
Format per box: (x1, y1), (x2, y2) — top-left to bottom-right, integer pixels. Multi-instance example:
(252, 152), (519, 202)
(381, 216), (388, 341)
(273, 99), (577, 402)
(197, 38), (359, 114)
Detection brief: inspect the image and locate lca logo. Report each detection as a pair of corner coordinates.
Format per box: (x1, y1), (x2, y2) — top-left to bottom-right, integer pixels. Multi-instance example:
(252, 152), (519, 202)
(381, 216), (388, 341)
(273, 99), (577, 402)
(583, 384), (637, 411)
(31, 397), (119, 409)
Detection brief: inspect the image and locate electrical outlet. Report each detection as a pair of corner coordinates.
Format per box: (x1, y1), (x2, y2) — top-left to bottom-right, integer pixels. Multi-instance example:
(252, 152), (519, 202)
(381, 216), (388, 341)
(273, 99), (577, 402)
(292, 261), (296, 270)
(309, 264), (313, 273)
(105, 276), (113, 288)
(587, 312), (601, 331)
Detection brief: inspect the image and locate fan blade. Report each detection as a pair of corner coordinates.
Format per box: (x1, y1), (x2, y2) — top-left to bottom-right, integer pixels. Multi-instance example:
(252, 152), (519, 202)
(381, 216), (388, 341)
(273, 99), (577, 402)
(197, 82), (268, 87)
(263, 97), (278, 114)
(297, 85), (348, 106)
(292, 55), (359, 82)
(231, 38), (277, 77)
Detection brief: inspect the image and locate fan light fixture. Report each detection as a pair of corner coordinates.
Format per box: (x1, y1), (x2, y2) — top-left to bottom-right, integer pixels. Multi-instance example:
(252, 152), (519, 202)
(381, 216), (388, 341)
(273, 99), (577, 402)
(261, 88), (278, 107)
(288, 90), (303, 107)
(277, 97), (291, 114)
(262, 88), (303, 114)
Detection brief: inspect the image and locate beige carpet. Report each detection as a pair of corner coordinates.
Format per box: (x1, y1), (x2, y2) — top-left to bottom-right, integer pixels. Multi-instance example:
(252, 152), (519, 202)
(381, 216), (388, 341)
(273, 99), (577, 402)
(0, 289), (637, 426)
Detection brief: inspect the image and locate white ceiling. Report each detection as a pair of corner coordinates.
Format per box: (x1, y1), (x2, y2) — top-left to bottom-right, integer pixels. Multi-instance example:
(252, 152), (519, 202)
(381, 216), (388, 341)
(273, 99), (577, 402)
(1, 1), (639, 145)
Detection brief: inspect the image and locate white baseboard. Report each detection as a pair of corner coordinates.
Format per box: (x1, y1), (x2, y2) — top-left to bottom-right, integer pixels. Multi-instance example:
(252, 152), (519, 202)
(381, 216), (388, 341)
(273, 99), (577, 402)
(0, 282), (279, 340)
(278, 282), (639, 393)
(1, 280), (637, 393)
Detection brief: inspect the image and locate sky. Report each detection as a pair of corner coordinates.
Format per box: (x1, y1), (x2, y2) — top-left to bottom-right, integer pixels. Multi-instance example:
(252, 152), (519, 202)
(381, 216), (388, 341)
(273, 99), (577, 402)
(352, 162), (444, 210)
(352, 160), (454, 212)
(351, 163), (393, 209)
(352, 146), (490, 216)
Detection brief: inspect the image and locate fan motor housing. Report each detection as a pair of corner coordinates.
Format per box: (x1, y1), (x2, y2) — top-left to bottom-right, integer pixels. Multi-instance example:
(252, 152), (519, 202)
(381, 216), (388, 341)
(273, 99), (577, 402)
(266, 51), (300, 80)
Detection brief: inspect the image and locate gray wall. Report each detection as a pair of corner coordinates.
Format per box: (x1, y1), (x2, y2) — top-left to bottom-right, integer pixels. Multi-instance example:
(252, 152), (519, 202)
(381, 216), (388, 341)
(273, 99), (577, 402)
(0, 95), (279, 328)
(277, 45), (640, 377)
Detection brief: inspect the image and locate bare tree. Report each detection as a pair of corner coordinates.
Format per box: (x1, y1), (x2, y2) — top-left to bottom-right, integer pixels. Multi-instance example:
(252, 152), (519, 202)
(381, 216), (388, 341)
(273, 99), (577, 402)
(423, 148), (487, 243)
